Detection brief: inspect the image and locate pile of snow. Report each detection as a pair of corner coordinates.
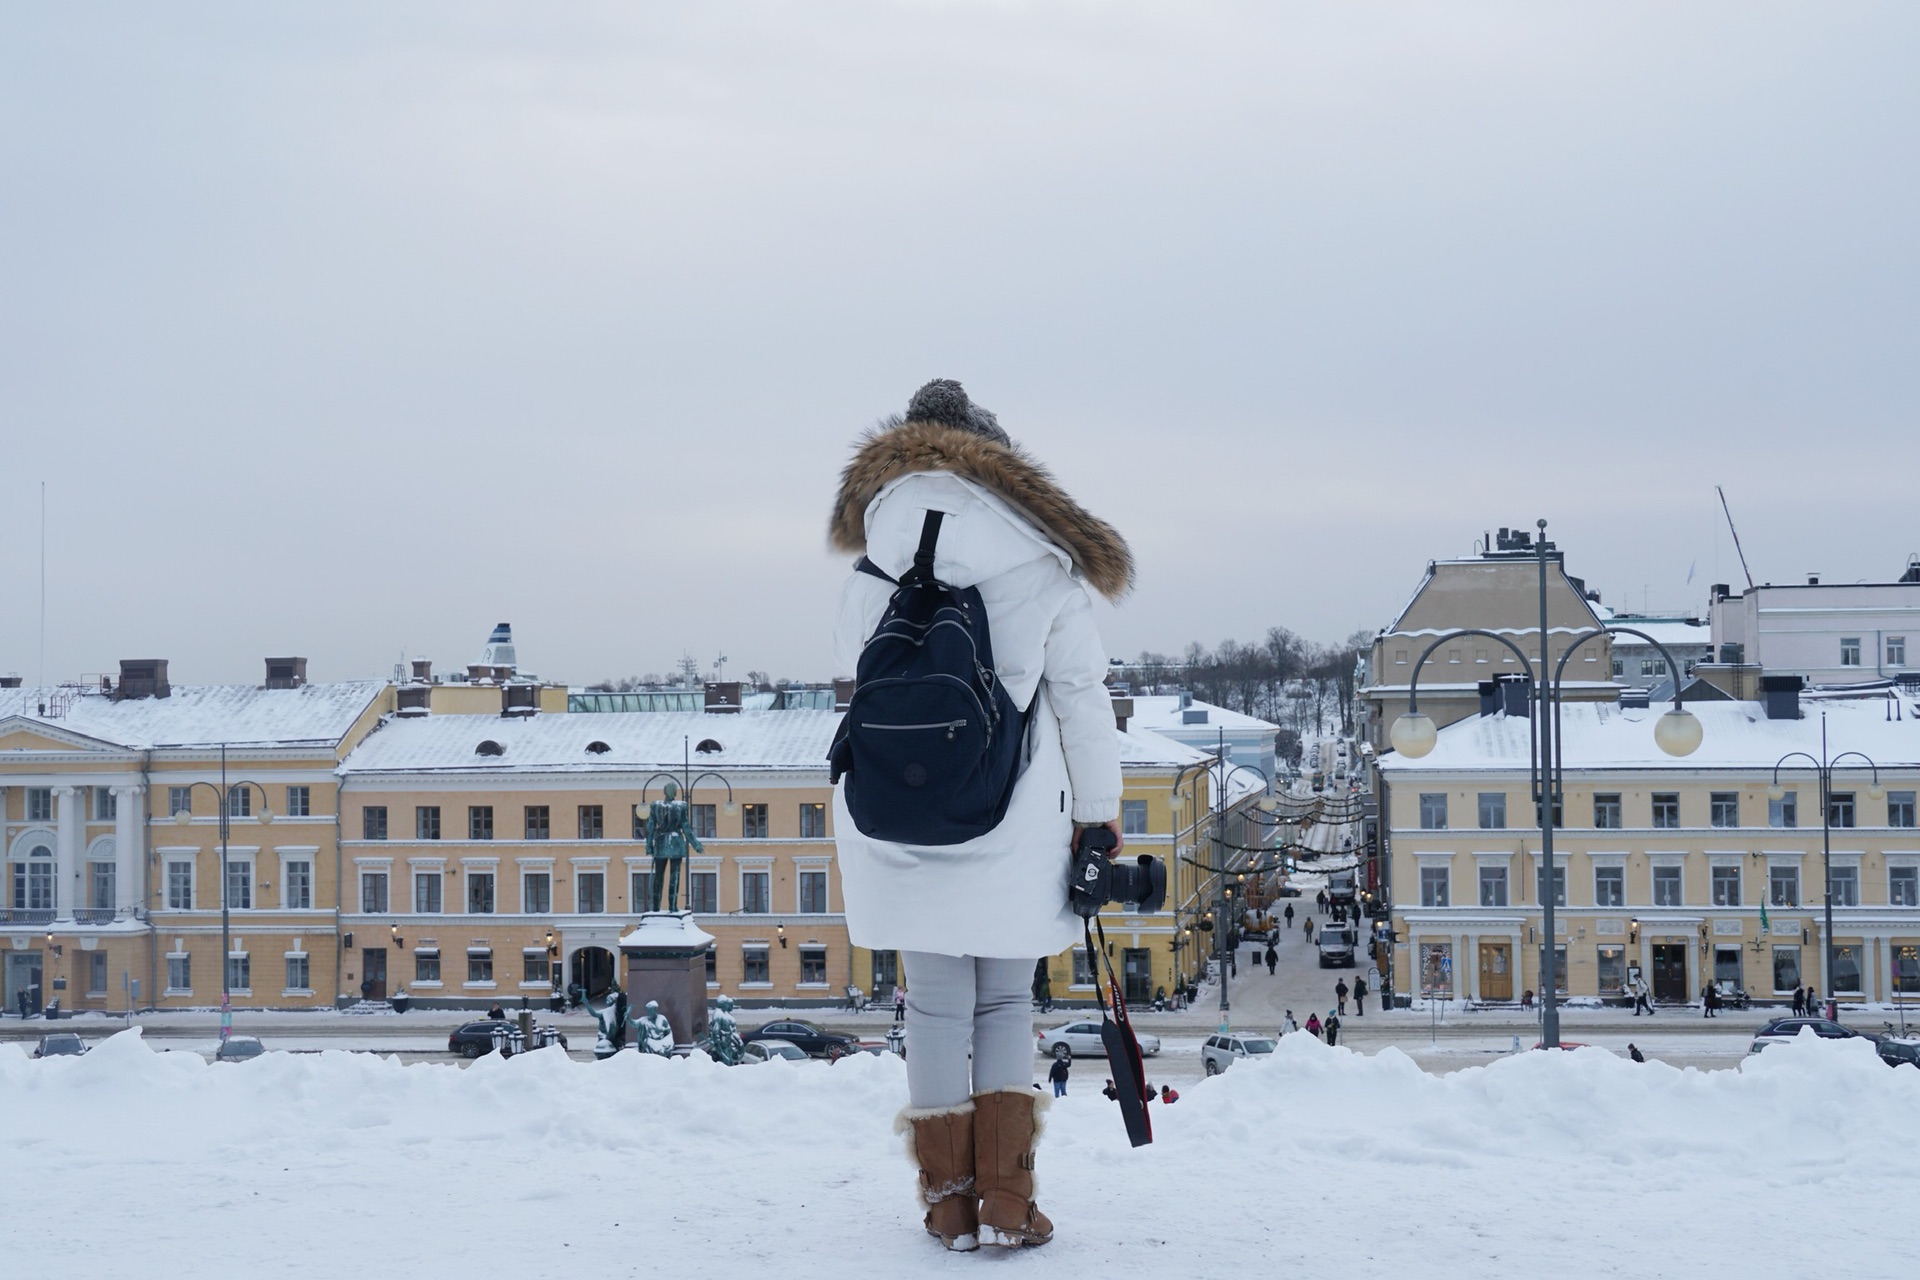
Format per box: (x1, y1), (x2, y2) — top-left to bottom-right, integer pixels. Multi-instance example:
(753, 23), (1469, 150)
(6, 1030), (1914, 1276)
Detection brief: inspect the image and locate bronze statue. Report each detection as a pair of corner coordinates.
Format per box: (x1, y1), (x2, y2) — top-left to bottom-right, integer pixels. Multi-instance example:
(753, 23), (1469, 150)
(644, 780), (704, 912)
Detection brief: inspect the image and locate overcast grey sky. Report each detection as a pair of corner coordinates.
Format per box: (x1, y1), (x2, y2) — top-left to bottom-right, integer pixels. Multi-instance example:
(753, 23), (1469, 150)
(3, 4), (1914, 689)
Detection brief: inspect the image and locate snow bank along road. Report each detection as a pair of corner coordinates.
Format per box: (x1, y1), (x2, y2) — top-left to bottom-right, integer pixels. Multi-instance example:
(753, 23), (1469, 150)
(7, 1030), (1915, 1279)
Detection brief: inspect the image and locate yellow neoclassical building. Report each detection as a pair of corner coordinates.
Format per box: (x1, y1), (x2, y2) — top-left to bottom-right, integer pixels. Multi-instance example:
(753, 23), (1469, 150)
(1380, 693), (1920, 1006)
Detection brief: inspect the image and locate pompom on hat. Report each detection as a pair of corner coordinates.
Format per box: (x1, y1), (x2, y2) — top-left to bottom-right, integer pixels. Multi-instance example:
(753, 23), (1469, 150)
(904, 378), (1012, 448)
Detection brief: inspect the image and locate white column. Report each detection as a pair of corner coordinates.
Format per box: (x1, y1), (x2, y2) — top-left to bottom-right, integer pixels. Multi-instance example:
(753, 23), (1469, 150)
(54, 786), (80, 920)
(114, 785), (143, 916)
(1875, 935), (1892, 1004)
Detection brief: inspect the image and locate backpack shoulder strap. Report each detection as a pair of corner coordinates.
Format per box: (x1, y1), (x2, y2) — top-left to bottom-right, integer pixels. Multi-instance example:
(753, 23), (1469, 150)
(902, 509), (945, 583)
(853, 557), (896, 585)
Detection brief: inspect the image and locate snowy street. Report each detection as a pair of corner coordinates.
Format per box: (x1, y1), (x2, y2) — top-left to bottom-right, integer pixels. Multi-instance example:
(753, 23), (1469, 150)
(8, 1027), (1915, 1278)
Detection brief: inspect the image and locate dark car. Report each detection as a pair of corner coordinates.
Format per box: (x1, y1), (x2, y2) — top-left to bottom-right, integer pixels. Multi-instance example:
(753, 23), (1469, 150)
(215, 1036), (268, 1062)
(1749, 1017), (1918, 1067)
(740, 1019), (857, 1060)
(32, 1032), (86, 1058)
(447, 1019), (568, 1059)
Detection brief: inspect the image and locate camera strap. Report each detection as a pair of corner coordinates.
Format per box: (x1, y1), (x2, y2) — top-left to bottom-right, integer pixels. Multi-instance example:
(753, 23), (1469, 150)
(1085, 914), (1153, 1147)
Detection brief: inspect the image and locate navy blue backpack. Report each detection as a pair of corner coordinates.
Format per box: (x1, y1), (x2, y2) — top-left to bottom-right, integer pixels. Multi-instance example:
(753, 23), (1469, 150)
(828, 510), (1027, 845)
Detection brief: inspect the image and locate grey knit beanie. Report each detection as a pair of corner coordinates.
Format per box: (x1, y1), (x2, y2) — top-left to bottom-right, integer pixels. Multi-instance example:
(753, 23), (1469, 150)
(905, 378), (1013, 447)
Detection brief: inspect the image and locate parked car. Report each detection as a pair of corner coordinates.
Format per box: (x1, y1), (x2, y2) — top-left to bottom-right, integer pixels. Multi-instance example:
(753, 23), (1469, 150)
(32, 1032), (86, 1058)
(1037, 1020), (1161, 1061)
(1748, 1018), (1919, 1067)
(740, 1019), (857, 1060)
(1201, 1032), (1277, 1075)
(741, 1039), (810, 1064)
(215, 1036), (267, 1062)
(1317, 927), (1358, 968)
(447, 1019), (568, 1059)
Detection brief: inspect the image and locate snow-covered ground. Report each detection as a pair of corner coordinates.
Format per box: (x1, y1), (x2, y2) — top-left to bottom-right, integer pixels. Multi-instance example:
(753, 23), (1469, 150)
(7, 1029), (1915, 1278)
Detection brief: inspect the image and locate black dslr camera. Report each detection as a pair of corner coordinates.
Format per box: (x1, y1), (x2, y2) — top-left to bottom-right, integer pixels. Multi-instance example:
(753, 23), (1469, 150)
(1069, 825), (1168, 918)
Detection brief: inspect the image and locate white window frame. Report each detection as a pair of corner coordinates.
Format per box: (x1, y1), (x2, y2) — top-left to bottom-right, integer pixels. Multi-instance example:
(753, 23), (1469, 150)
(223, 850), (257, 912)
(518, 858), (554, 914)
(1650, 859), (1685, 908)
(464, 946), (496, 987)
(737, 858), (774, 915)
(571, 859), (610, 914)
(162, 853), (195, 911)
(740, 942), (773, 989)
(796, 859), (831, 914)
(283, 950), (312, 996)
(166, 950), (192, 995)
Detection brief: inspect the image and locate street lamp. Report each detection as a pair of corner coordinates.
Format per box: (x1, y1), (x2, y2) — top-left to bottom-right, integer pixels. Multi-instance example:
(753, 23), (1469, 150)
(1392, 519), (1702, 1047)
(1771, 712), (1878, 1018)
(172, 745), (273, 1039)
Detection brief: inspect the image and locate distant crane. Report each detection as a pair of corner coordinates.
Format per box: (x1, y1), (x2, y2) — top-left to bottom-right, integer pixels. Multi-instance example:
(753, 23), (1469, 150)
(1716, 485), (1756, 591)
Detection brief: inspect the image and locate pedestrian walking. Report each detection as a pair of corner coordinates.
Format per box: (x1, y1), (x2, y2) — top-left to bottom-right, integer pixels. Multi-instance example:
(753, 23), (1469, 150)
(1316, 890), (1329, 915)
(1791, 986), (1806, 1017)
(1324, 1011), (1342, 1046)
(1304, 917), (1315, 944)
(1264, 943), (1277, 975)
(1047, 1055), (1069, 1098)
(1352, 975), (1367, 1016)
(1632, 977), (1655, 1016)
(1283, 1009), (1299, 1033)
(1628, 1043), (1646, 1063)
(1102, 1079), (1118, 1101)
(1305, 1012), (1322, 1039)
(893, 983), (908, 1025)
(1284, 903), (1295, 930)
(1702, 982), (1720, 1019)
(829, 380), (1133, 1253)
(1335, 979), (1349, 1015)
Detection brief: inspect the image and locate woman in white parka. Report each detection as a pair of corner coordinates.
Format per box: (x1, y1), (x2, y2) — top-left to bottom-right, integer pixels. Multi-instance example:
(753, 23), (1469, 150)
(828, 380), (1133, 1252)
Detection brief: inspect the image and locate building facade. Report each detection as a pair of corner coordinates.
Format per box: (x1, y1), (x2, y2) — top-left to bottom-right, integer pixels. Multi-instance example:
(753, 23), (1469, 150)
(1709, 567), (1920, 687)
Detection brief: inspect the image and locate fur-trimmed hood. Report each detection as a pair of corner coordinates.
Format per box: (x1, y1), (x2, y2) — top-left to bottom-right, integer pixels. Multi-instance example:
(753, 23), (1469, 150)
(828, 420), (1134, 601)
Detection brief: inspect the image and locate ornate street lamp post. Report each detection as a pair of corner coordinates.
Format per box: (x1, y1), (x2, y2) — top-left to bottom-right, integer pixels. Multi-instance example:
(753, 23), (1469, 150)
(173, 744), (273, 1040)
(1770, 712), (1880, 1016)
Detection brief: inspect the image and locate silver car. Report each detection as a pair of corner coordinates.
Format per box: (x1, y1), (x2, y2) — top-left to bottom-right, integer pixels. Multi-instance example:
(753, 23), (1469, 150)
(1036, 1019), (1161, 1061)
(740, 1038), (810, 1064)
(1201, 1033), (1278, 1075)
(1317, 927), (1358, 968)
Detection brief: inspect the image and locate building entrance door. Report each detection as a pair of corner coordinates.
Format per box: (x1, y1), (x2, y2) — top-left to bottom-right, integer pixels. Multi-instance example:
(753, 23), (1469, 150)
(6, 951), (44, 1016)
(1651, 944), (1688, 1003)
(361, 948), (388, 1000)
(1122, 949), (1152, 1004)
(1478, 941), (1513, 1001)
(870, 949), (898, 1003)
(570, 946), (617, 1001)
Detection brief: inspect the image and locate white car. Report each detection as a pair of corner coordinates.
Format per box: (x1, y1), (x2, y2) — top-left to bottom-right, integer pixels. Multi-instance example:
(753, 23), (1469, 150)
(1201, 1033), (1277, 1075)
(1037, 1020), (1161, 1061)
(740, 1039), (810, 1064)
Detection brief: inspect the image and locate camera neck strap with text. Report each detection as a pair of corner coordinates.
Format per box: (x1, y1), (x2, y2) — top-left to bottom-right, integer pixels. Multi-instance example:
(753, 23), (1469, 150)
(1084, 913), (1153, 1147)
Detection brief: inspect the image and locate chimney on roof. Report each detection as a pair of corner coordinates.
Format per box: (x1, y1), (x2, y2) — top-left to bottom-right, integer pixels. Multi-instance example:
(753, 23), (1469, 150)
(1111, 695), (1134, 733)
(704, 681), (742, 714)
(396, 685), (430, 717)
(0, 675), (21, 689)
(264, 657), (307, 689)
(1495, 673), (1531, 718)
(1711, 583), (1731, 602)
(115, 659), (170, 700)
(500, 684), (538, 718)
(410, 659), (433, 683)
(1762, 675), (1804, 721)
(1807, 572), (1821, 586)
(832, 678), (855, 712)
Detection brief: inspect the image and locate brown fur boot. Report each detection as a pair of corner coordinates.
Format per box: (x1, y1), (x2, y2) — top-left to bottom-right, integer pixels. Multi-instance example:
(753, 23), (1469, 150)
(972, 1087), (1054, 1248)
(898, 1102), (978, 1251)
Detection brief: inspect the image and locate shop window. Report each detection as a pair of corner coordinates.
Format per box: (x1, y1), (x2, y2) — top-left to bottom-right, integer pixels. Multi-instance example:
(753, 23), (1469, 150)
(1772, 946), (1801, 992)
(1419, 944), (1452, 998)
(1832, 944), (1863, 993)
(1894, 945), (1920, 994)
(1596, 946), (1625, 994)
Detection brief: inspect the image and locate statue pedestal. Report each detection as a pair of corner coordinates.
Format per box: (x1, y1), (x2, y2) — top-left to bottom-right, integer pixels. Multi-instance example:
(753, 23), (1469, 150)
(618, 912), (715, 1047)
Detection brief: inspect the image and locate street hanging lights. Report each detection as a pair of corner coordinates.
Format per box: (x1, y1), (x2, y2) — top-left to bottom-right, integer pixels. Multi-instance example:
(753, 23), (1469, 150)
(1389, 712), (1438, 759)
(1653, 708), (1703, 758)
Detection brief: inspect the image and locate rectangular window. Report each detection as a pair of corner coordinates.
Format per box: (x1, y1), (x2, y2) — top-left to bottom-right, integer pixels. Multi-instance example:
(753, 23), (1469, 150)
(414, 871), (442, 913)
(1891, 866), (1919, 907)
(1593, 794), (1622, 829)
(1833, 944), (1863, 993)
(467, 871), (496, 914)
(167, 954), (191, 993)
(524, 806), (550, 840)
(227, 954), (251, 992)
(88, 951), (108, 994)
(691, 805), (717, 840)
(522, 871), (551, 914)
(799, 869), (829, 913)
(1711, 865), (1741, 907)
(741, 870), (771, 914)
(1829, 793), (1856, 828)
(285, 954), (310, 992)
(225, 860), (253, 910)
(1769, 792), (1798, 828)
(89, 862), (115, 910)
(1477, 793), (1506, 830)
(1651, 794), (1681, 828)
(688, 872), (718, 914)
(1829, 866), (1859, 907)
(415, 806), (441, 840)
(1419, 943), (1452, 998)
(13, 856), (53, 911)
(360, 871), (388, 913)
(284, 860), (313, 910)
(800, 802), (830, 838)
(1478, 865), (1508, 907)
(1072, 948), (1095, 986)
(467, 950), (493, 984)
(1709, 792), (1740, 828)
(227, 787), (252, 819)
(742, 945), (770, 985)
(166, 860), (193, 910)
(1652, 865), (1682, 907)
(1120, 800), (1148, 836)
(1550, 944), (1568, 995)
(1640, 658), (1656, 677)
(576, 871), (606, 914)
(706, 949), (717, 986)
(414, 951), (441, 984)
(1611, 659), (1624, 678)
(523, 949), (551, 986)
(800, 945), (827, 985)
(363, 806), (388, 840)
(1419, 865), (1449, 907)
(1594, 866), (1624, 908)
(631, 869), (653, 912)
(741, 804), (769, 839)
(94, 787), (117, 821)
(1889, 636), (1908, 668)
(1890, 791), (1917, 828)
(1895, 944), (1920, 994)
(1418, 794), (1448, 830)
(1841, 637), (1862, 667)
(168, 786), (192, 818)
(1548, 863), (1566, 908)
(1770, 865), (1800, 908)
(285, 786), (310, 818)
(578, 805), (604, 840)
(468, 806), (494, 840)
(26, 787), (53, 822)
(1596, 946), (1626, 994)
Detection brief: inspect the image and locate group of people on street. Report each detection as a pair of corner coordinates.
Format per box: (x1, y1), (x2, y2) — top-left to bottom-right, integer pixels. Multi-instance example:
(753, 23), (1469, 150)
(1789, 987), (1832, 1018)
(1282, 1007), (1343, 1045)
(1333, 977), (1368, 1015)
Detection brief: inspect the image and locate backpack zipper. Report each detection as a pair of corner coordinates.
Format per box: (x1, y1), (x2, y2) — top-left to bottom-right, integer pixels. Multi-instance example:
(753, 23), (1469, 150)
(860, 719), (968, 740)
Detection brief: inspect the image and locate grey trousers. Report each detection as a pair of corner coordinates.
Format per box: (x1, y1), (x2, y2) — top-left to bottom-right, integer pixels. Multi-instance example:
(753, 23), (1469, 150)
(901, 952), (1036, 1109)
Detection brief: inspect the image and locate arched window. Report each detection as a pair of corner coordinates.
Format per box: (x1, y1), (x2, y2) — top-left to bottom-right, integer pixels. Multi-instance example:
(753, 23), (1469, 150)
(476, 740), (505, 757)
(12, 841), (54, 912)
(586, 741), (612, 755)
(695, 738), (723, 755)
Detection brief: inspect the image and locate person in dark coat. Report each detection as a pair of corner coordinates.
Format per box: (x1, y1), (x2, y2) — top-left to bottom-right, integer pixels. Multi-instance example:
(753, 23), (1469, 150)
(1628, 1043), (1646, 1063)
(1264, 943), (1278, 975)
(1352, 975), (1368, 1016)
(1303, 917), (1315, 944)
(1304, 1012), (1322, 1039)
(1702, 983), (1720, 1019)
(1335, 979), (1349, 1015)
(1791, 986), (1806, 1017)
(1102, 1078), (1118, 1101)
(1323, 1011), (1342, 1046)
(1316, 890), (1329, 915)
(1048, 1055), (1070, 1098)
(1283, 903), (1295, 930)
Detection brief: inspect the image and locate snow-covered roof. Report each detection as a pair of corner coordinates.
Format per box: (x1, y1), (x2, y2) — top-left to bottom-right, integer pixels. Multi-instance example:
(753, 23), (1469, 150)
(0, 682), (386, 750)
(1127, 696), (1277, 735)
(341, 709), (1214, 775)
(1605, 618), (1712, 649)
(1381, 696), (1920, 774)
